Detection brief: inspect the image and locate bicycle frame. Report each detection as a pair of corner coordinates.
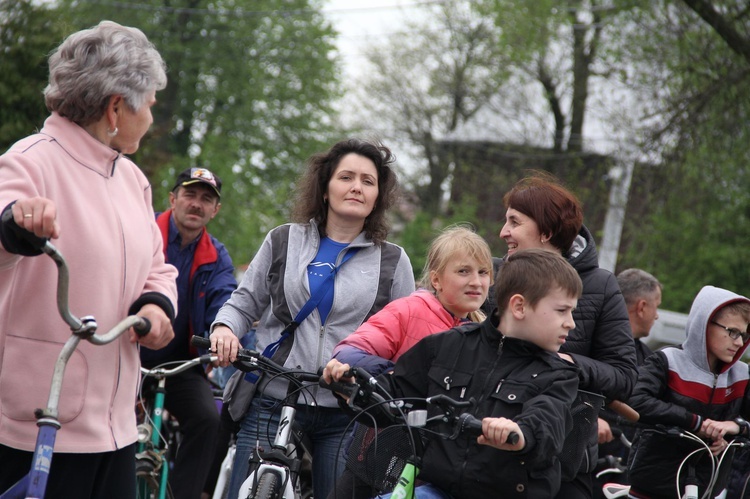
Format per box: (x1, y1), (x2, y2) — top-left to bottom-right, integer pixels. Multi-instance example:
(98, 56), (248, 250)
(0, 241), (150, 499)
(190, 335), (318, 499)
(237, 384), (313, 499)
(211, 442), (236, 499)
(136, 355), (217, 499)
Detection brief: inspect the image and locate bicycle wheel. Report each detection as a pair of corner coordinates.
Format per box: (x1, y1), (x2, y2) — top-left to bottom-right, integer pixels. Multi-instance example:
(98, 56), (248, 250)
(254, 470), (282, 499)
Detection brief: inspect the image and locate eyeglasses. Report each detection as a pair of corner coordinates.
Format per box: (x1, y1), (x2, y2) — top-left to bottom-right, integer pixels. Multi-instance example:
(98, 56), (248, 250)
(710, 320), (750, 343)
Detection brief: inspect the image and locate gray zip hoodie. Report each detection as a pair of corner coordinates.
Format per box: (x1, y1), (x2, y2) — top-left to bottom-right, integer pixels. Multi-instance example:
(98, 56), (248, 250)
(213, 220), (414, 407)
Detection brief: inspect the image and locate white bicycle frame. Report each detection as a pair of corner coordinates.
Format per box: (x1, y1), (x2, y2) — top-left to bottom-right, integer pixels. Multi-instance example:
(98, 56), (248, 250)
(212, 443), (236, 499)
(237, 405), (303, 499)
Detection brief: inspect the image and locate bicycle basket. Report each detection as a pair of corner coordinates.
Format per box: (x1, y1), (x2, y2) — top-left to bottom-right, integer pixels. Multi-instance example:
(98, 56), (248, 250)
(346, 423), (419, 494)
(559, 389), (605, 481)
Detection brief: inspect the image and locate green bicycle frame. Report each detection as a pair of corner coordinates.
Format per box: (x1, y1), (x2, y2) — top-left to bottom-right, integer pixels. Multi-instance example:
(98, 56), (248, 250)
(137, 378), (170, 499)
(388, 460), (419, 499)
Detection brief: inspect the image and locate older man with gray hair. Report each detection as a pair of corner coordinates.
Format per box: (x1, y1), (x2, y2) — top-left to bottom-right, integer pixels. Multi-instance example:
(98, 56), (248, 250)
(617, 268), (663, 365)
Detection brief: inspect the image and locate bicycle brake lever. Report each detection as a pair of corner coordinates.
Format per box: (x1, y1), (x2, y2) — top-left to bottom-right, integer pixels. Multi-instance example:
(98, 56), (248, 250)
(318, 378), (360, 406)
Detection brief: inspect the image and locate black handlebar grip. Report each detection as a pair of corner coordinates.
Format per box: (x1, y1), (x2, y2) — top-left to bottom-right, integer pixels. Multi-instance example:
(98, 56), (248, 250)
(0, 205), (48, 255)
(319, 378), (359, 399)
(191, 335), (212, 349)
(506, 431), (520, 445)
(458, 412), (484, 437)
(458, 413), (519, 444)
(134, 317), (151, 337)
(736, 416), (750, 435)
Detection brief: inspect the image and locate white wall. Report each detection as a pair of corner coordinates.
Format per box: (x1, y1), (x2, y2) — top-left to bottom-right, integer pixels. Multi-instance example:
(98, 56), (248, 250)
(643, 309), (688, 350)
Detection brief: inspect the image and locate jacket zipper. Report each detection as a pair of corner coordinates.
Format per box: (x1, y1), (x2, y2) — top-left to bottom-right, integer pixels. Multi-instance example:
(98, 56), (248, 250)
(461, 334), (506, 485)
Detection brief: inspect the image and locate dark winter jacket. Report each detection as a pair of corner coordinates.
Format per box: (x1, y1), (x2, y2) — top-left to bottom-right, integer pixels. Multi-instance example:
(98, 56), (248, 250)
(634, 338), (654, 366)
(380, 317), (580, 499)
(484, 226), (637, 477)
(141, 210), (236, 365)
(628, 286), (750, 499)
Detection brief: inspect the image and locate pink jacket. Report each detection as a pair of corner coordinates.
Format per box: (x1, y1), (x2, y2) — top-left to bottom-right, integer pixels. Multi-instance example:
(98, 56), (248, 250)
(0, 113), (178, 453)
(333, 290), (464, 363)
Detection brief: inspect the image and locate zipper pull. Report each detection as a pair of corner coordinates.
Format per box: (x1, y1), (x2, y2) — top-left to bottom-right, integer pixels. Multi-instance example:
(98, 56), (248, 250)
(460, 387), (466, 399)
(495, 380), (503, 393)
(444, 376), (452, 391)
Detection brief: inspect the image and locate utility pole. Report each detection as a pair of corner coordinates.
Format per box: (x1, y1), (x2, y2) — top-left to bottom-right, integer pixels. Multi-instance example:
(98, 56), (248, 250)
(599, 161), (634, 272)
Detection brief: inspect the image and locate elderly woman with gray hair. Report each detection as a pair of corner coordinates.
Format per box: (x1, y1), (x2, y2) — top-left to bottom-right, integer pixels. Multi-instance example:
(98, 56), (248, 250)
(0, 21), (177, 498)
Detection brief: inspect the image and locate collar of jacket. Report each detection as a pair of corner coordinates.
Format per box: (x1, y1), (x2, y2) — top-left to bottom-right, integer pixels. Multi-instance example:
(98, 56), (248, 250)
(42, 112), (120, 177)
(156, 209), (218, 282)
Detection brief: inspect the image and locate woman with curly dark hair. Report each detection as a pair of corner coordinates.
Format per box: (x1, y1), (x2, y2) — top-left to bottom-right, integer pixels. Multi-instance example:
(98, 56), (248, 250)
(210, 138), (415, 499)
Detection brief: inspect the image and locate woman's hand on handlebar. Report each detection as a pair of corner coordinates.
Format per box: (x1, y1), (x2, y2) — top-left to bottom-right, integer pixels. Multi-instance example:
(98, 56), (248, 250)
(132, 304), (174, 349)
(12, 197), (60, 239)
(322, 359), (356, 400)
(210, 325), (238, 366)
(479, 417), (525, 451)
(323, 359), (353, 383)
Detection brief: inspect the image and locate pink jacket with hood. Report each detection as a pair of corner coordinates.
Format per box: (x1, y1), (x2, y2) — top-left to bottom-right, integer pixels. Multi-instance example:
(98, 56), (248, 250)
(333, 289), (465, 366)
(0, 113), (178, 453)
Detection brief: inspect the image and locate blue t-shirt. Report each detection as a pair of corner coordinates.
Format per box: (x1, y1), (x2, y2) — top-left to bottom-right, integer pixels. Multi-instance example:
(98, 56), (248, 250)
(307, 237), (348, 325)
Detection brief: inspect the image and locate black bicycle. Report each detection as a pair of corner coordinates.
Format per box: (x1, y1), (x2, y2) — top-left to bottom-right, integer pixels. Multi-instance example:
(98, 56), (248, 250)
(319, 366), (518, 499)
(598, 410), (750, 499)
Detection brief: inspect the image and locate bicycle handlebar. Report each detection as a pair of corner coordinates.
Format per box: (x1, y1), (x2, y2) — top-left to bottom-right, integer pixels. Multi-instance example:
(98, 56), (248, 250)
(190, 335), (320, 384)
(317, 365), (519, 445)
(2, 206), (49, 253)
(30, 242), (153, 419)
(140, 354), (218, 378)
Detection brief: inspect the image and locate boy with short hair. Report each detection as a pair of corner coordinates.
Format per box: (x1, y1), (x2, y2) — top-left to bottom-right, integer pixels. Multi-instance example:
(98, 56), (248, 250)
(627, 286), (750, 498)
(324, 248), (583, 498)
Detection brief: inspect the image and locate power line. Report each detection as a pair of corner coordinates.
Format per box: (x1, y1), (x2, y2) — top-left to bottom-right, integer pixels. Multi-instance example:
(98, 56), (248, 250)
(71, 0), (446, 18)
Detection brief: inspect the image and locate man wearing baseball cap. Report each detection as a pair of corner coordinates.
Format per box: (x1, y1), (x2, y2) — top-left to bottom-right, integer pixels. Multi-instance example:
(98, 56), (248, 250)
(142, 167), (236, 498)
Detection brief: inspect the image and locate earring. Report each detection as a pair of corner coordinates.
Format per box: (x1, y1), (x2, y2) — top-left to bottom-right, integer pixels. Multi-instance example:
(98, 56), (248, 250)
(107, 127), (118, 137)
(541, 238), (547, 244)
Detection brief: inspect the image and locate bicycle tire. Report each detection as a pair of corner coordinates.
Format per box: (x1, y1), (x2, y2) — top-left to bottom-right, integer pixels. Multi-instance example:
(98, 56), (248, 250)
(254, 470), (282, 499)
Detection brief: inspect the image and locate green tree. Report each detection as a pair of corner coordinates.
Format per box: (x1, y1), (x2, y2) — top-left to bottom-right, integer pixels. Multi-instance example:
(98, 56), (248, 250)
(0, 0), (67, 152)
(56, 0), (343, 263)
(616, 0), (750, 311)
(476, 0), (648, 155)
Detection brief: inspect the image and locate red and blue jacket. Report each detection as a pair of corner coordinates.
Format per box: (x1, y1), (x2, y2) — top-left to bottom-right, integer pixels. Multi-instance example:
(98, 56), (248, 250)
(141, 210), (236, 365)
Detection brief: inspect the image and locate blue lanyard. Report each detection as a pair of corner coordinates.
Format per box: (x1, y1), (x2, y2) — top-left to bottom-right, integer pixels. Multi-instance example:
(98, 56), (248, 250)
(245, 247), (360, 382)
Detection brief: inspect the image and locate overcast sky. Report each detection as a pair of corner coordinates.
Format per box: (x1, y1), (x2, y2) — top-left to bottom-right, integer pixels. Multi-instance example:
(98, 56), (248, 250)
(322, 1), (435, 77)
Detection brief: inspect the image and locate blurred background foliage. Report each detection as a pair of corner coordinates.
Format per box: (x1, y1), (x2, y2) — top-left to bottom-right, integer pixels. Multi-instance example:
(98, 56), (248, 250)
(1, 0), (748, 313)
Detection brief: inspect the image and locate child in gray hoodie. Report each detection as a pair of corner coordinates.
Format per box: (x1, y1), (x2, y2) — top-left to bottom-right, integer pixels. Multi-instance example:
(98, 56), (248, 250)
(627, 285), (750, 498)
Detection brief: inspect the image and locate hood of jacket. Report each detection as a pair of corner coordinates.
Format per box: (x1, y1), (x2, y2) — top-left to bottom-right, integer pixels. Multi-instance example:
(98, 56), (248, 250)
(566, 225), (598, 274)
(683, 285), (750, 374)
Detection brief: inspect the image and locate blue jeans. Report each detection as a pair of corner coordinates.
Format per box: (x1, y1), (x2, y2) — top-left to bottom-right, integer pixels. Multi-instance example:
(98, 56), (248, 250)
(377, 483), (454, 499)
(228, 394), (351, 499)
